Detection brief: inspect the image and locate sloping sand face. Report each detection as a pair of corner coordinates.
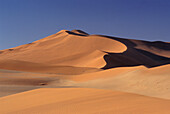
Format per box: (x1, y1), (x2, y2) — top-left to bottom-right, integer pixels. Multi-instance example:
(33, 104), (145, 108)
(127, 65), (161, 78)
(0, 88), (170, 114)
(0, 30), (127, 69)
(71, 65), (170, 99)
(0, 30), (170, 113)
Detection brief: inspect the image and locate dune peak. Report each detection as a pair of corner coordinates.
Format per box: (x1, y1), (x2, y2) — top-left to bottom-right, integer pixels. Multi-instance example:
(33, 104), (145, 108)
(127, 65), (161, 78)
(62, 29), (89, 36)
(56, 29), (69, 34)
(71, 29), (89, 35)
(57, 29), (68, 33)
(55, 29), (89, 36)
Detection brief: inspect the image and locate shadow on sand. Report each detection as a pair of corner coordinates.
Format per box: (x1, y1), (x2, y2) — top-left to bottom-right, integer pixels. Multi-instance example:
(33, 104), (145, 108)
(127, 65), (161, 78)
(99, 35), (170, 69)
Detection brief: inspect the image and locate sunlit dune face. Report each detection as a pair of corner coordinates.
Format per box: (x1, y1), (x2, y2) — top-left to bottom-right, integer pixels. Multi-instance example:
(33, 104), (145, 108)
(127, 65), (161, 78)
(0, 30), (127, 69)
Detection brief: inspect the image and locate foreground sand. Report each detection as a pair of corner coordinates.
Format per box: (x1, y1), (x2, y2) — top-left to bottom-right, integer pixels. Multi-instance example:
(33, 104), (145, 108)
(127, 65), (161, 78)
(0, 88), (170, 114)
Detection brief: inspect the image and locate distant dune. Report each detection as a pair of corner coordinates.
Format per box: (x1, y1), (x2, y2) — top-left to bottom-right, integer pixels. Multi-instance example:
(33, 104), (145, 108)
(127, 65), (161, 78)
(0, 30), (170, 113)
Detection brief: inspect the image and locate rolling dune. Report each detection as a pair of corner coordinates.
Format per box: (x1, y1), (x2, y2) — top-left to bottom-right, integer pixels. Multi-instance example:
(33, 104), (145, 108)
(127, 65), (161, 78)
(71, 65), (170, 99)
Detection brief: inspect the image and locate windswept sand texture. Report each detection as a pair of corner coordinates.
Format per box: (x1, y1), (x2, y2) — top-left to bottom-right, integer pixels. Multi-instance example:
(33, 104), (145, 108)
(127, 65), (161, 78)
(1, 88), (170, 114)
(0, 30), (170, 113)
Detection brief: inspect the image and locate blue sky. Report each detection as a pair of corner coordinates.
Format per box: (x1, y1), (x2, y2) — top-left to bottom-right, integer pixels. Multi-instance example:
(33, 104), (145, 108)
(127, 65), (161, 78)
(0, 0), (170, 50)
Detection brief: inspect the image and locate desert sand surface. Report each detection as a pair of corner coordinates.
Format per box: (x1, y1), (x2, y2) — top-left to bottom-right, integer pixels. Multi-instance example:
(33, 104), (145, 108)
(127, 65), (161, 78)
(0, 30), (170, 113)
(1, 88), (170, 114)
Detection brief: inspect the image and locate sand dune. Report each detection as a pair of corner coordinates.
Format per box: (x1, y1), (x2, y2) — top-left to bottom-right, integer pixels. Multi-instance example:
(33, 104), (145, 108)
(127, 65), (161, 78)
(0, 30), (127, 69)
(71, 65), (170, 99)
(0, 29), (170, 113)
(0, 30), (169, 72)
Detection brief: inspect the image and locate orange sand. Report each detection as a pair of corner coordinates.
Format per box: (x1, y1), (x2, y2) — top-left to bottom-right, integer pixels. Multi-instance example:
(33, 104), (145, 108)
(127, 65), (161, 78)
(0, 30), (169, 113)
(1, 88), (170, 114)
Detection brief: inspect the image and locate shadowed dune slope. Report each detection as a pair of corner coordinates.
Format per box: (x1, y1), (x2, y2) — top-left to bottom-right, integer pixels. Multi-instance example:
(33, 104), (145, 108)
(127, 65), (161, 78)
(99, 35), (170, 57)
(0, 88), (170, 114)
(95, 35), (170, 69)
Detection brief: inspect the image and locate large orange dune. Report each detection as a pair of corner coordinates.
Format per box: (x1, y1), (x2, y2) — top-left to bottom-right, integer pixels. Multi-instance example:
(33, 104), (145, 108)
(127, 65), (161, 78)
(0, 30), (126, 68)
(0, 30), (170, 113)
